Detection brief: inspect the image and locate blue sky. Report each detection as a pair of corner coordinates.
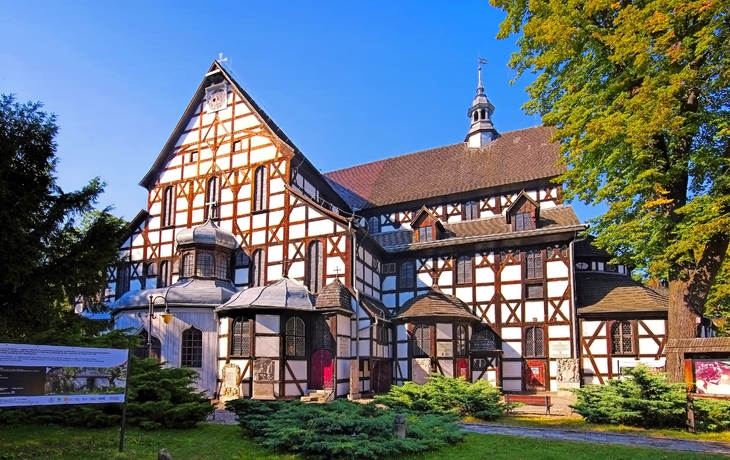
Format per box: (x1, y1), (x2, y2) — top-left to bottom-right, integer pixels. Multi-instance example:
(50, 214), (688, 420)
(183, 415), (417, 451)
(1, 1), (605, 223)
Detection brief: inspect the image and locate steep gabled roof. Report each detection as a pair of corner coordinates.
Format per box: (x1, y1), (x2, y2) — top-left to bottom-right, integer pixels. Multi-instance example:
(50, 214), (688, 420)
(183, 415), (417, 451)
(138, 62), (350, 212)
(324, 126), (563, 210)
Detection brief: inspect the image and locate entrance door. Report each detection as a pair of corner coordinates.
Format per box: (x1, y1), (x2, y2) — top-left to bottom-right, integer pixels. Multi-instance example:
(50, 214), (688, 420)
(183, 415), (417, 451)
(525, 360), (546, 391)
(370, 360), (393, 393)
(311, 349), (334, 390)
(457, 359), (469, 380)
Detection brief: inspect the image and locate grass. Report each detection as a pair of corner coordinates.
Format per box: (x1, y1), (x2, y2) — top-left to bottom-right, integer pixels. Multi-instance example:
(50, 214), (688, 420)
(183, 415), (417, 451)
(0, 422), (727, 460)
(476, 414), (730, 443)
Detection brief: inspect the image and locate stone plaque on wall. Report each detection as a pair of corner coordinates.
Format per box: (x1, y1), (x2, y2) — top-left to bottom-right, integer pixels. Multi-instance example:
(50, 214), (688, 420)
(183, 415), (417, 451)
(549, 340), (571, 359)
(220, 363), (241, 401)
(340, 337), (350, 357)
(436, 342), (453, 357)
(412, 358), (431, 384)
(252, 358), (276, 400)
(556, 358), (580, 383)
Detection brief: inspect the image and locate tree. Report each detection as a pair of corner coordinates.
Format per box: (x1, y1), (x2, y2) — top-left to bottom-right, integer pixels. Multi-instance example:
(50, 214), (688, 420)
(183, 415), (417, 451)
(0, 94), (128, 342)
(491, 0), (730, 380)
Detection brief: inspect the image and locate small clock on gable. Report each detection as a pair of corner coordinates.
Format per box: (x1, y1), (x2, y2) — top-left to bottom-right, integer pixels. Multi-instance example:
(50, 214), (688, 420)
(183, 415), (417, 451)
(205, 83), (228, 112)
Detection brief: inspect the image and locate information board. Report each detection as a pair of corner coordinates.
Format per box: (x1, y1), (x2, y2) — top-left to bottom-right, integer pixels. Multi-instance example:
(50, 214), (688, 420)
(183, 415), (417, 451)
(0, 343), (129, 407)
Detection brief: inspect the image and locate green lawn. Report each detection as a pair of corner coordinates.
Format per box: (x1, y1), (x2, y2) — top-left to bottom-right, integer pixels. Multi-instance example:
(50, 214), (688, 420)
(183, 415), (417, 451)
(0, 423), (726, 460)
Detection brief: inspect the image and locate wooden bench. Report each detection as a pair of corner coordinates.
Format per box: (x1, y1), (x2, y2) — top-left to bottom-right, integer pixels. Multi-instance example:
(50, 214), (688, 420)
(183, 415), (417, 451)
(504, 394), (552, 415)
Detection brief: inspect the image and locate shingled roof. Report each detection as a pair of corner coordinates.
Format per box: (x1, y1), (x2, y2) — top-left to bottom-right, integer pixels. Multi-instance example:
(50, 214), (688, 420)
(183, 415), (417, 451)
(372, 205), (584, 252)
(396, 289), (479, 322)
(575, 236), (612, 260)
(576, 273), (668, 316)
(324, 126), (563, 210)
(316, 278), (353, 311)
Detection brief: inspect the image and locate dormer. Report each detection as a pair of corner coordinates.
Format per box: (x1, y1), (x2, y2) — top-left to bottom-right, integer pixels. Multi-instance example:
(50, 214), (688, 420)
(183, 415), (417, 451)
(176, 219), (238, 281)
(411, 207), (445, 243)
(505, 191), (540, 231)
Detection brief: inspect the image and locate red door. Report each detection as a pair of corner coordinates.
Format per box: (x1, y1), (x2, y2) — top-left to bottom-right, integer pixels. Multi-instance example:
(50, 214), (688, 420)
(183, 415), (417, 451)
(457, 359), (469, 380)
(525, 360), (546, 391)
(311, 349), (334, 390)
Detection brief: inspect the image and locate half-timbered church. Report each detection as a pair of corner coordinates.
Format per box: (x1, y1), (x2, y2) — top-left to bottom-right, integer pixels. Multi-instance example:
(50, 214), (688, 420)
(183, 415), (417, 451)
(108, 60), (669, 400)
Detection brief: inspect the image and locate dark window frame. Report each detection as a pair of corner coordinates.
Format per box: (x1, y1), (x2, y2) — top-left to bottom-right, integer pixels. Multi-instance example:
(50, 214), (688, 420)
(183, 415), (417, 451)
(230, 317), (251, 357)
(162, 185), (174, 227)
(456, 255), (473, 284)
(132, 330), (161, 361)
(285, 316), (306, 357)
(526, 249), (543, 279)
(399, 261), (415, 289)
(610, 321), (634, 355)
(456, 325), (467, 357)
(181, 327), (203, 368)
(251, 249), (265, 287)
(418, 226), (433, 242)
(463, 201), (478, 220)
(412, 324), (431, 357)
(205, 176), (220, 220)
(524, 326), (545, 358)
(253, 165), (268, 212)
(306, 240), (324, 293)
(515, 211), (532, 231)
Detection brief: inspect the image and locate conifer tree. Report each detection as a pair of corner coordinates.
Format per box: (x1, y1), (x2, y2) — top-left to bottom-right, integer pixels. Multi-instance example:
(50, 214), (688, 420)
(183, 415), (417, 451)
(491, 0), (730, 380)
(0, 94), (127, 342)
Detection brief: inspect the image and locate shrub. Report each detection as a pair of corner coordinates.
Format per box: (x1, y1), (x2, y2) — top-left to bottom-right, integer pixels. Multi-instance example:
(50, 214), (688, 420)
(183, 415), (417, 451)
(375, 373), (506, 420)
(571, 365), (688, 429)
(0, 357), (213, 429)
(225, 398), (464, 460)
(693, 398), (730, 432)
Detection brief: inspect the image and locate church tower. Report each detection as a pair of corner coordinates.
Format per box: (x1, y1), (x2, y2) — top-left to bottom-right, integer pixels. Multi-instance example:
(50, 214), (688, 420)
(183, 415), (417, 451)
(465, 63), (498, 148)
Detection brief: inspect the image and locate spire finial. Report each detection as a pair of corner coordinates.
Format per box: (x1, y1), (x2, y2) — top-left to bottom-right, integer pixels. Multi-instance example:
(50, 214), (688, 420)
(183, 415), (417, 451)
(477, 58), (488, 95)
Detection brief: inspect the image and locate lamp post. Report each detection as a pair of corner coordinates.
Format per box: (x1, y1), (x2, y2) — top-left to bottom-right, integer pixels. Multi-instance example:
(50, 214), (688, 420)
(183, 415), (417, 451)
(139, 295), (173, 358)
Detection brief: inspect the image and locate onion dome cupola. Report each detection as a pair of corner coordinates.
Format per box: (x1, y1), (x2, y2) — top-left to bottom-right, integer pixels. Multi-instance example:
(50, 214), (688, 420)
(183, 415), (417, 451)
(176, 219), (238, 282)
(466, 61), (499, 148)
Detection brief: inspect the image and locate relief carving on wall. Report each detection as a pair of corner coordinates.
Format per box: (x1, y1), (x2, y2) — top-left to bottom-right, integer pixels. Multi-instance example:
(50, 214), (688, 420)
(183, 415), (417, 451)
(556, 358), (580, 382)
(220, 363), (241, 399)
(254, 358), (275, 381)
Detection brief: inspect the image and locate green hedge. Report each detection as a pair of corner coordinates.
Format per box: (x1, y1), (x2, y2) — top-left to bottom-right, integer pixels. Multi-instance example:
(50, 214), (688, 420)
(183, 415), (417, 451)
(572, 365), (730, 431)
(226, 398), (464, 460)
(375, 373), (507, 420)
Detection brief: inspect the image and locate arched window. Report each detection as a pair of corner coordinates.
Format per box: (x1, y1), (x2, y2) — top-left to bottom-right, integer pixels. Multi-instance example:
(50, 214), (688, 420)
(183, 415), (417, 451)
(526, 249), (543, 279)
(230, 318), (251, 356)
(368, 216), (380, 233)
(456, 255), (472, 284)
(205, 176), (219, 220)
(470, 329), (497, 351)
(400, 261), (414, 289)
(456, 325), (467, 357)
(286, 317), (306, 357)
(158, 261), (169, 288)
(412, 324), (430, 357)
(314, 316), (332, 350)
(162, 185), (174, 227)
(215, 254), (228, 280)
(251, 249), (265, 287)
(197, 252), (214, 277)
(181, 253), (194, 278)
(132, 330), (161, 361)
(253, 166), (268, 211)
(524, 327), (544, 358)
(480, 108), (486, 119)
(611, 321), (633, 354)
(307, 240), (324, 293)
(181, 327), (203, 368)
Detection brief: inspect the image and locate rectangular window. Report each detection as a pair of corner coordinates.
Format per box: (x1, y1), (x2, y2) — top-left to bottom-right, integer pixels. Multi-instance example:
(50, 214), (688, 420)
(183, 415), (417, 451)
(515, 212), (532, 230)
(382, 262), (396, 274)
(463, 201), (478, 220)
(418, 226), (433, 242)
(190, 151), (198, 162)
(526, 284), (544, 299)
(400, 262), (414, 289)
(233, 140), (242, 152)
(456, 255), (472, 284)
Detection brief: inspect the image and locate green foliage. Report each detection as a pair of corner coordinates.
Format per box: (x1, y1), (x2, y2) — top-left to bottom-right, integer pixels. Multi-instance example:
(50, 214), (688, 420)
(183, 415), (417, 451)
(0, 357), (213, 430)
(225, 398), (464, 460)
(572, 365), (730, 432)
(572, 366), (687, 429)
(0, 94), (128, 342)
(375, 373), (506, 420)
(491, 0), (730, 365)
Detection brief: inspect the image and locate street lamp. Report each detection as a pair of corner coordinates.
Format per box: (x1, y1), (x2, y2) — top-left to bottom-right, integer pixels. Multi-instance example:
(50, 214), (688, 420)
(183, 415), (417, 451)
(138, 295), (173, 358)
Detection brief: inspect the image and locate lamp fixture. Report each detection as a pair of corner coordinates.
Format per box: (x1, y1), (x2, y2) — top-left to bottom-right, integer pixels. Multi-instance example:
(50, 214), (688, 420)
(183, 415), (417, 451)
(137, 295), (173, 358)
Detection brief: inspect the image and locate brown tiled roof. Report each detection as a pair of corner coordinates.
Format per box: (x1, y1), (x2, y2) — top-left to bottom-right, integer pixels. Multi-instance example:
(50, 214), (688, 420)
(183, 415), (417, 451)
(665, 338), (730, 353)
(576, 273), (668, 316)
(359, 294), (392, 320)
(315, 278), (353, 311)
(371, 205), (584, 252)
(575, 236), (612, 259)
(396, 289), (479, 322)
(324, 126), (563, 210)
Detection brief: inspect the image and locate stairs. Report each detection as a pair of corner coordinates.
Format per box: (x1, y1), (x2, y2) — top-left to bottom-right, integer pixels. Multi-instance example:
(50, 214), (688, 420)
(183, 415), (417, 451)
(300, 389), (331, 403)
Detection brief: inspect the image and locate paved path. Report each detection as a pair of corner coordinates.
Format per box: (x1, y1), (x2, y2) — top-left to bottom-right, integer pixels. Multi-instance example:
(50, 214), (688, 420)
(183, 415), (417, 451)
(210, 409), (730, 455)
(462, 423), (730, 456)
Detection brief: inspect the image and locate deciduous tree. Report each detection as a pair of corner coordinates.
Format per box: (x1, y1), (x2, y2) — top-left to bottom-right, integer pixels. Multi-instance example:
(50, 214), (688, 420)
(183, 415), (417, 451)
(0, 94), (127, 342)
(491, 0), (730, 380)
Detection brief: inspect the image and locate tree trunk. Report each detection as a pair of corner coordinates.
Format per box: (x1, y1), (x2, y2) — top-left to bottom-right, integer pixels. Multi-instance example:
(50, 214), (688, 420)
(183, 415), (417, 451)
(666, 234), (730, 382)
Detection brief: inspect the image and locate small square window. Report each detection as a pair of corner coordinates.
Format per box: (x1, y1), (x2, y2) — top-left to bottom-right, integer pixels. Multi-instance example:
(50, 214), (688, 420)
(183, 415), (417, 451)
(418, 226), (433, 242)
(526, 284), (543, 299)
(233, 140), (242, 152)
(190, 151), (198, 162)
